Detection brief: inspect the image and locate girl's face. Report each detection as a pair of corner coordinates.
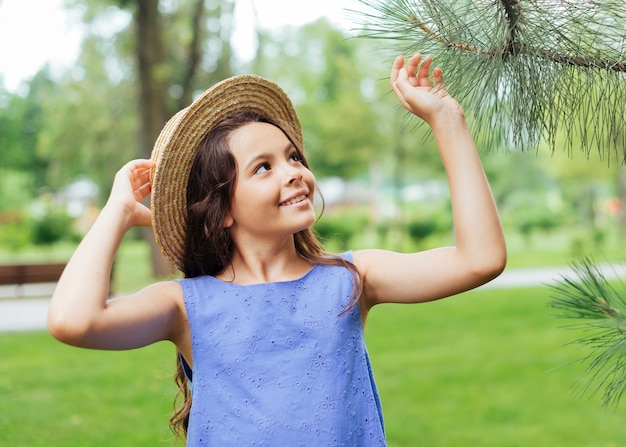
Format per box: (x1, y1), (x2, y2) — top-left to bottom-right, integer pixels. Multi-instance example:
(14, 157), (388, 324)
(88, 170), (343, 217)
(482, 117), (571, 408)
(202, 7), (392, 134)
(224, 122), (316, 244)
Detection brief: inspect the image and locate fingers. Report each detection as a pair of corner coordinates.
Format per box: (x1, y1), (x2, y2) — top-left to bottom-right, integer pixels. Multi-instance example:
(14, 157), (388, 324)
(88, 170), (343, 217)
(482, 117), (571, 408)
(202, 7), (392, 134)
(112, 159), (154, 202)
(124, 159), (154, 178)
(405, 53), (433, 88)
(416, 57), (434, 87)
(393, 53), (442, 87)
(405, 53), (423, 85)
(390, 61), (411, 111)
(390, 55), (405, 85)
(123, 159), (153, 182)
(133, 178), (152, 203)
(131, 164), (152, 189)
(432, 66), (443, 84)
(129, 161), (154, 202)
(117, 159), (153, 183)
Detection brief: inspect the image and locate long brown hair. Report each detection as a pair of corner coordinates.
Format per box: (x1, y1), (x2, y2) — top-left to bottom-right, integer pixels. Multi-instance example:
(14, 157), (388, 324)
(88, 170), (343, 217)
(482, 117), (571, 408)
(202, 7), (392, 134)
(169, 110), (362, 441)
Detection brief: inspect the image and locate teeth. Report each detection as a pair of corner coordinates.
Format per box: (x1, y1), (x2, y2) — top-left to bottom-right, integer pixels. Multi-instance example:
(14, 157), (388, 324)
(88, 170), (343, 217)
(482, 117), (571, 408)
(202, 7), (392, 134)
(282, 195), (306, 206)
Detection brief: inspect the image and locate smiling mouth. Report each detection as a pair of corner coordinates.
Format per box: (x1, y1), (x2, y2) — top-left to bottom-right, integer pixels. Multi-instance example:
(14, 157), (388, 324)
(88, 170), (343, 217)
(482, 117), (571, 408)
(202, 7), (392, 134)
(280, 194), (308, 206)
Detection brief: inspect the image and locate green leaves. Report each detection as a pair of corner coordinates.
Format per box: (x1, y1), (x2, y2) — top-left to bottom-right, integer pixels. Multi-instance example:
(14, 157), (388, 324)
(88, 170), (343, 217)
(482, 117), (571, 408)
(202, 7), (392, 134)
(550, 258), (626, 407)
(352, 0), (626, 157)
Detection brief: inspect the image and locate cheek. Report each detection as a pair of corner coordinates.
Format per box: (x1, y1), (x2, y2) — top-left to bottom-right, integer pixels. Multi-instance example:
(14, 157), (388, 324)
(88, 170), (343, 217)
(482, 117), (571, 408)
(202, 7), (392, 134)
(232, 179), (277, 212)
(305, 171), (317, 204)
(304, 169), (316, 189)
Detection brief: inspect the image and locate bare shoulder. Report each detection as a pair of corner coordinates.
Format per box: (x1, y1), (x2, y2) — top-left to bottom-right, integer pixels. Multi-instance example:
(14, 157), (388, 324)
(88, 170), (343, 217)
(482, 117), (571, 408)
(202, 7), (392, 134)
(115, 279), (185, 315)
(136, 279), (187, 333)
(352, 249), (411, 275)
(136, 279), (184, 303)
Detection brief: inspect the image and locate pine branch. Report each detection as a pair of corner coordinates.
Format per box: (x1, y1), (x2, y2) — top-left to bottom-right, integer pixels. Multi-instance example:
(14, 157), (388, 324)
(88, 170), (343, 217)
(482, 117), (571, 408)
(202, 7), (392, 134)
(549, 258), (626, 408)
(350, 0), (626, 157)
(501, 0), (523, 57)
(409, 19), (626, 72)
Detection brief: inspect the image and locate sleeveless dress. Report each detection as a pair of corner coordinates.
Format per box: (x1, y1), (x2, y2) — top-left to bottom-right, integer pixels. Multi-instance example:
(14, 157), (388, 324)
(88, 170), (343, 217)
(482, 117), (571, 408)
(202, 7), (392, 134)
(178, 254), (387, 446)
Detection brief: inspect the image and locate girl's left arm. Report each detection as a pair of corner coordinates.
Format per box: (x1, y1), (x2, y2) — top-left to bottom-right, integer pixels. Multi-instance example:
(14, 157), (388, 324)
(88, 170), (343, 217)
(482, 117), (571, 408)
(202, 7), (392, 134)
(355, 54), (506, 309)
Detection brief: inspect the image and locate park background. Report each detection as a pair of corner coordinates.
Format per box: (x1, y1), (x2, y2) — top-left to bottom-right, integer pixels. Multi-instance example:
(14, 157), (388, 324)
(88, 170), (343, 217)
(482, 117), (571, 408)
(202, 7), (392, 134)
(1, 0), (626, 446)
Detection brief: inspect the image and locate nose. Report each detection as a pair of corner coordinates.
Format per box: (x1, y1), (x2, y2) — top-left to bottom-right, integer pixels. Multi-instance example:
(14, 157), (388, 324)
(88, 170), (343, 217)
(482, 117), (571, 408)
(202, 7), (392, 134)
(285, 164), (303, 185)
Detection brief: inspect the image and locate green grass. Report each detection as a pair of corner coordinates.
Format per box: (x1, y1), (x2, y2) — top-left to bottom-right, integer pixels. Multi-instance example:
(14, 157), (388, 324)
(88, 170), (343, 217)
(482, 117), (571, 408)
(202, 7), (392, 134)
(2, 224), (626, 445)
(365, 287), (626, 447)
(0, 333), (176, 446)
(2, 286), (626, 446)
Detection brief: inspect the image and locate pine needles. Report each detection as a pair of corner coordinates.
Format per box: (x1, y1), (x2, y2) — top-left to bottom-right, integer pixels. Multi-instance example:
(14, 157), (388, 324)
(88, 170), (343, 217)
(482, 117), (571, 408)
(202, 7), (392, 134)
(349, 0), (626, 158)
(549, 258), (626, 408)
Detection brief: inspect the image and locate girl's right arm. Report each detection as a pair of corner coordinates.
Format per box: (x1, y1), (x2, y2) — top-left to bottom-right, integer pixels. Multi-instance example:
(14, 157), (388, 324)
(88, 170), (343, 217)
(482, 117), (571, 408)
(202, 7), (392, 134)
(354, 54), (506, 310)
(47, 160), (188, 352)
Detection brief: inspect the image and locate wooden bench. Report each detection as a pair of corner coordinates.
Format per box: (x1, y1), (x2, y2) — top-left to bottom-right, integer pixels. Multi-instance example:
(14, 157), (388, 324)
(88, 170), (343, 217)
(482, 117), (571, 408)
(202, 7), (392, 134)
(0, 262), (67, 298)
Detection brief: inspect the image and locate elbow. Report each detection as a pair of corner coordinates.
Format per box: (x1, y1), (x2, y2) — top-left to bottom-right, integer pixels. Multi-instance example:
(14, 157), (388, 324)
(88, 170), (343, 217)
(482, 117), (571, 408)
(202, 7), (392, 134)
(47, 310), (94, 347)
(486, 251), (507, 281)
(47, 313), (76, 345)
(473, 246), (507, 285)
(484, 247), (507, 282)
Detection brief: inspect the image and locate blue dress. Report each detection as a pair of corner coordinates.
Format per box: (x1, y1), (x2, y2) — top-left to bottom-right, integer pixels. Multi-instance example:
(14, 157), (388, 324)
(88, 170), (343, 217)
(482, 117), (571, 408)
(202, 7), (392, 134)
(178, 254), (387, 446)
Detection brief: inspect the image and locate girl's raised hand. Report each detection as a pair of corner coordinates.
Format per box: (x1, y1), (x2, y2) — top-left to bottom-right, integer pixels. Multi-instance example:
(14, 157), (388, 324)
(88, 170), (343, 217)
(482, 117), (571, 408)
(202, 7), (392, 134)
(106, 159), (154, 229)
(390, 54), (462, 125)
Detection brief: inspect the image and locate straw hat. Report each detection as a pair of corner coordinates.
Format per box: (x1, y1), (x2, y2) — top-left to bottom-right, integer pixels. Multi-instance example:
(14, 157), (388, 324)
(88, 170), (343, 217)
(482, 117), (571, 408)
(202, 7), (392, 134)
(150, 74), (302, 270)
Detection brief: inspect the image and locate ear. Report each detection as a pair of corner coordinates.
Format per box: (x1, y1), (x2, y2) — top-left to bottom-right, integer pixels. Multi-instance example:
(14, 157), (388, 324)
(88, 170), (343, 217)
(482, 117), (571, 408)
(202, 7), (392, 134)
(223, 212), (234, 229)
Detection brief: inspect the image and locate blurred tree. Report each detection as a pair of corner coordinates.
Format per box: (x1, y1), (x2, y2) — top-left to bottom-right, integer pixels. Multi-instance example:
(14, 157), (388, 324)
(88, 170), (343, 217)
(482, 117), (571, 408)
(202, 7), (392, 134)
(543, 148), (621, 228)
(250, 18), (387, 178)
(55, 0), (237, 276)
(0, 70), (53, 196)
(482, 150), (552, 208)
(248, 17), (444, 191)
(36, 32), (137, 193)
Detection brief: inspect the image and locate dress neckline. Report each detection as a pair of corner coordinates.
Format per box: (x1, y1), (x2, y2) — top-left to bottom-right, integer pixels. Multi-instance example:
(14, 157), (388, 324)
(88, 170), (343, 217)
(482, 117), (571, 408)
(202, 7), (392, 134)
(208, 263), (320, 288)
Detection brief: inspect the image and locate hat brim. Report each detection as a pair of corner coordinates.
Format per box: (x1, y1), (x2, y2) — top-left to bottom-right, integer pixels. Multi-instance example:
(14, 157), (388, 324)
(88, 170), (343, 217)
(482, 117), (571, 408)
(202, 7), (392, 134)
(150, 74), (302, 271)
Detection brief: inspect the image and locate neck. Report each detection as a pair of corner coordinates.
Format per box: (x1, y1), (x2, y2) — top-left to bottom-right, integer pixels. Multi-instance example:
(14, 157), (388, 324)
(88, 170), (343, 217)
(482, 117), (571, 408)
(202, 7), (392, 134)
(219, 235), (313, 285)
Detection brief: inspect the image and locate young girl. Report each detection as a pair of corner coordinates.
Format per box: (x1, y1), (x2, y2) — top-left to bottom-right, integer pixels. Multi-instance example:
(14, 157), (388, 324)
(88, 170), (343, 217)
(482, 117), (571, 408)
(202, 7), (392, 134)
(48, 54), (506, 446)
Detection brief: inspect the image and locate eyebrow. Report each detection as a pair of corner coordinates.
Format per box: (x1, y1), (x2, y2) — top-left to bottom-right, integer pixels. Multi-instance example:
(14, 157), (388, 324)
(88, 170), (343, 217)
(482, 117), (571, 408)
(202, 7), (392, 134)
(243, 142), (294, 171)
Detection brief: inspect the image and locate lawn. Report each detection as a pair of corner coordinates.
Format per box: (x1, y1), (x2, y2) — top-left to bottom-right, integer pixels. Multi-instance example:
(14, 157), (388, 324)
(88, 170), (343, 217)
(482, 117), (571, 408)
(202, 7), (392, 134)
(2, 225), (626, 445)
(365, 286), (626, 447)
(2, 286), (625, 446)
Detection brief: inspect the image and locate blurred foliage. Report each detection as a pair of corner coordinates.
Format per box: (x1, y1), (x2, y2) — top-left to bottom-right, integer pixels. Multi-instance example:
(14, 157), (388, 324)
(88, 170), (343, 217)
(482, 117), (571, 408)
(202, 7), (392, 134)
(0, 206), (79, 250)
(0, 220), (31, 252)
(0, 0), (624, 259)
(249, 17), (395, 178)
(314, 206), (370, 250)
(31, 208), (81, 246)
(0, 169), (34, 214)
(406, 207), (452, 244)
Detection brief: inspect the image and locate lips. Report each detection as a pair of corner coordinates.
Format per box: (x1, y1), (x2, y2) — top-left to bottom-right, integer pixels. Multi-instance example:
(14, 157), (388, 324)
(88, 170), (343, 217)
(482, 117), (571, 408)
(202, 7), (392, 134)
(279, 194), (308, 206)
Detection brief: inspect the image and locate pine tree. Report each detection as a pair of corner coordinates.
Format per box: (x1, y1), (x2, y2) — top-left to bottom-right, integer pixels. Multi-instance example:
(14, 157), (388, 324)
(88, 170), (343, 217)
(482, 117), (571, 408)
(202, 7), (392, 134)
(350, 0), (626, 159)
(550, 259), (626, 408)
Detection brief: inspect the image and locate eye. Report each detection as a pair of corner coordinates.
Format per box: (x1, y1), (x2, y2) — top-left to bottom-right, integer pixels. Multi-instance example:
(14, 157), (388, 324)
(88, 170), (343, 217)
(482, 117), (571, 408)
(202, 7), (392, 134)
(289, 151), (302, 163)
(254, 162), (270, 174)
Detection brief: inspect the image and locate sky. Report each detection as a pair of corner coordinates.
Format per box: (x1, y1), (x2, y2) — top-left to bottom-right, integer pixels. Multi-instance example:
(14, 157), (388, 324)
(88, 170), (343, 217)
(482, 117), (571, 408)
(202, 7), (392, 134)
(0, 0), (358, 94)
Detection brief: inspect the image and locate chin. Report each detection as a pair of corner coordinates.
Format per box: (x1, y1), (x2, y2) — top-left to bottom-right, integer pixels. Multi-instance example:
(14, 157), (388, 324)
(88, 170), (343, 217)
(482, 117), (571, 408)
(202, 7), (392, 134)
(295, 219), (316, 235)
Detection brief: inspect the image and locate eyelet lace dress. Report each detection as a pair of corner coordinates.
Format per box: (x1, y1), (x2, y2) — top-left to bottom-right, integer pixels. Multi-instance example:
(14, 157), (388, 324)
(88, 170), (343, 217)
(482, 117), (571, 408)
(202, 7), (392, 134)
(178, 253), (387, 446)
